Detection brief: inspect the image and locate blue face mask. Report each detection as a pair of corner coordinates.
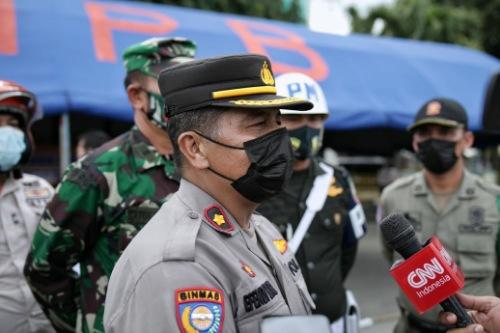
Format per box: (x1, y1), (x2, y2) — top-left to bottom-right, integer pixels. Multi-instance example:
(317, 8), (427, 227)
(0, 126), (26, 172)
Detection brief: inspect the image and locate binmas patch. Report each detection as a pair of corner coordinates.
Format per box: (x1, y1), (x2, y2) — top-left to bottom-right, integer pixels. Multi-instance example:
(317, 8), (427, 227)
(176, 287), (224, 333)
(204, 205), (234, 235)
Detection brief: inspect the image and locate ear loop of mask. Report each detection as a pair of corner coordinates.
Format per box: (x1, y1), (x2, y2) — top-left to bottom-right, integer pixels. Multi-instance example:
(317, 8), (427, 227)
(193, 130), (244, 182)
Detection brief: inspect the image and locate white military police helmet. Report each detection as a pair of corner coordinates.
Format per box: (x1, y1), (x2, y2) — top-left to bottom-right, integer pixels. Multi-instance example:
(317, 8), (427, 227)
(275, 72), (329, 116)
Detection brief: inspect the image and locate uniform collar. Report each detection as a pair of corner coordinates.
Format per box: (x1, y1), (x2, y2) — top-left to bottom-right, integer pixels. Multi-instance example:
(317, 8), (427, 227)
(129, 127), (175, 178)
(177, 179), (240, 237)
(412, 169), (476, 199)
(457, 170), (476, 200)
(309, 158), (325, 177)
(0, 174), (20, 197)
(412, 172), (428, 196)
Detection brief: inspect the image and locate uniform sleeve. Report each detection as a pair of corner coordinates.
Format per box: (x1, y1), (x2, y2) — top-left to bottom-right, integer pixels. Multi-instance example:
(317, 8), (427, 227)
(105, 260), (235, 333)
(494, 195), (500, 296)
(24, 162), (106, 332)
(338, 169), (365, 279)
(340, 169), (367, 248)
(377, 189), (394, 264)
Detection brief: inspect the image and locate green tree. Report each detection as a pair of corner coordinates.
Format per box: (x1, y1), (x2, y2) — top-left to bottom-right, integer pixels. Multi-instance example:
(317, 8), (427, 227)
(132, 0), (304, 23)
(349, 0), (499, 58)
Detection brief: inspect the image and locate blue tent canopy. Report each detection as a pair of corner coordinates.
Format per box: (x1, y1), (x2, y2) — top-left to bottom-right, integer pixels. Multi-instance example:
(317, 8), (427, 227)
(1, 0), (499, 131)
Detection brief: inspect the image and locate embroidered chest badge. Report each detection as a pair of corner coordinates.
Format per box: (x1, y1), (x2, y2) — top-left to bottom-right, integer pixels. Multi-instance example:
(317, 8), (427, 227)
(328, 177), (343, 197)
(176, 287), (224, 333)
(240, 261), (256, 278)
(273, 239), (288, 255)
(204, 205), (234, 235)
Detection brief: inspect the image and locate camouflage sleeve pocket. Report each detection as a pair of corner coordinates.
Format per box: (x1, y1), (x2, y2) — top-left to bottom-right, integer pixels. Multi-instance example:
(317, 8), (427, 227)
(118, 207), (159, 252)
(126, 207), (158, 226)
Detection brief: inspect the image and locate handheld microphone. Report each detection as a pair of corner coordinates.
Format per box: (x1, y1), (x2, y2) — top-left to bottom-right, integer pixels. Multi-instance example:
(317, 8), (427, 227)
(380, 213), (473, 328)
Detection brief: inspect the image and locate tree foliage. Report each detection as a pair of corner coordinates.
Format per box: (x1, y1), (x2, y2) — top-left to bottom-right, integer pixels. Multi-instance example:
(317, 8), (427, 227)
(349, 0), (500, 58)
(133, 0), (304, 23)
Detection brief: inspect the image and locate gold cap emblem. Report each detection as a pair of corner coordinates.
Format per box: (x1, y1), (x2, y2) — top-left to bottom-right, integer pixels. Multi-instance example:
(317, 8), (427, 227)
(260, 61), (275, 86)
(426, 101), (442, 116)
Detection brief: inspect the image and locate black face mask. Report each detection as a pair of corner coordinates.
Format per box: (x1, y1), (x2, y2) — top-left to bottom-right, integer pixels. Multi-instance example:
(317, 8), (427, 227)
(288, 126), (322, 160)
(416, 139), (458, 174)
(196, 127), (294, 203)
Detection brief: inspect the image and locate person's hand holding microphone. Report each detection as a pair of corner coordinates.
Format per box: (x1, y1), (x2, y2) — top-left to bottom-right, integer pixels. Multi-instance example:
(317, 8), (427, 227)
(439, 293), (500, 333)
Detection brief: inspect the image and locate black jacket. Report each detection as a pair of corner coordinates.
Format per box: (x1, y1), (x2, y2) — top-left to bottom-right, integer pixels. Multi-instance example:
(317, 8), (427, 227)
(257, 158), (364, 322)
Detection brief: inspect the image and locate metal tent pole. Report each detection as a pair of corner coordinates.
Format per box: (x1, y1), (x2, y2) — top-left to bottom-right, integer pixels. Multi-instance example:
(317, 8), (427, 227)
(59, 113), (71, 176)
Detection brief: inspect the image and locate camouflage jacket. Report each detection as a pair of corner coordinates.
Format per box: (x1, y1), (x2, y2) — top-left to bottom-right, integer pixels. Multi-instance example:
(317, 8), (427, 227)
(24, 127), (179, 333)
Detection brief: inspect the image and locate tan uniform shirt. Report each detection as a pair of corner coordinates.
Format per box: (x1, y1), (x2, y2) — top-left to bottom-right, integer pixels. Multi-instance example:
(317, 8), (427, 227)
(0, 173), (54, 333)
(104, 179), (314, 333)
(379, 170), (500, 324)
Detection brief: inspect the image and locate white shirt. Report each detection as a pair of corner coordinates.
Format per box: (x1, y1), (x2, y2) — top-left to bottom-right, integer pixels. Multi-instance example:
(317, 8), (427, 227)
(0, 173), (55, 333)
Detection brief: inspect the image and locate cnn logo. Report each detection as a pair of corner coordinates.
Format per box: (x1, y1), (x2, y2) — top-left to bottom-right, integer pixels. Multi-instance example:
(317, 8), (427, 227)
(407, 258), (444, 288)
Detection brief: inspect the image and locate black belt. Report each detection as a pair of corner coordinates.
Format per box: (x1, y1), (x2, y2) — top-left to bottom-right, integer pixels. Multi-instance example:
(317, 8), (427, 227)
(406, 312), (451, 333)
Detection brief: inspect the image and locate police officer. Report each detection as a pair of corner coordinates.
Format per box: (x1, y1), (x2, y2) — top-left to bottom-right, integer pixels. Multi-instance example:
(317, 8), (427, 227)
(257, 73), (366, 332)
(378, 98), (500, 333)
(0, 80), (55, 333)
(104, 55), (316, 333)
(24, 37), (195, 333)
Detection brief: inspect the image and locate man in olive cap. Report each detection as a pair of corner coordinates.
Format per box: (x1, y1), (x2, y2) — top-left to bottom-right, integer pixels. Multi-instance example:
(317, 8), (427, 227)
(104, 54), (316, 333)
(24, 37), (195, 333)
(378, 98), (500, 333)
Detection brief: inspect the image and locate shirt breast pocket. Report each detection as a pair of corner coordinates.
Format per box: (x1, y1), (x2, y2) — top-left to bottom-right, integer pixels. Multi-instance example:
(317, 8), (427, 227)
(457, 233), (496, 279)
(235, 279), (288, 326)
(311, 209), (344, 247)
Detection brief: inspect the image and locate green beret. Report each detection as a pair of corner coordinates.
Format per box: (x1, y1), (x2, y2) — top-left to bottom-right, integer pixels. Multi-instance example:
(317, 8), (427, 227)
(123, 37), (196, 77)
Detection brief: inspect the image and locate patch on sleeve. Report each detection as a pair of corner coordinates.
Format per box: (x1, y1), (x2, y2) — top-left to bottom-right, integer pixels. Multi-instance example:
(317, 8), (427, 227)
(348, 203), (366, 239)
(175, 287), (224, 333)
(23, 183), (52, 207)
(272, 239), (288, 255)
(204, 205), (234, 235)
(24, 187), (51, 200)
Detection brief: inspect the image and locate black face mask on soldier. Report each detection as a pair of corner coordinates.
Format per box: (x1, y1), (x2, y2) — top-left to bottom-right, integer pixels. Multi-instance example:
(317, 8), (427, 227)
(287, 126), (322, 160)
(416, 138), (458, 174)
(195, 127), (294, 203)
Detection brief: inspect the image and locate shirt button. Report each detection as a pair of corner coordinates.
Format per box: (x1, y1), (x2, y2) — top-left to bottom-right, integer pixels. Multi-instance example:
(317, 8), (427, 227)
(188, 212), (198, 219)
(307, 262), (315, 270)
(299, 202), (306, 210)
(323, 218), (331, 227)
(13, 220), (19, 225)
(311, 293), (318, 301)
(305, 232), (310, 239)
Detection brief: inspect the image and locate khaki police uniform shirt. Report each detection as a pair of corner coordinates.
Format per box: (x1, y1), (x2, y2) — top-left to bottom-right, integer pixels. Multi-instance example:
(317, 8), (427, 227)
(104, 179), (314, 333)
(0, 173), (55, 333)
(379, 170), (500, 323)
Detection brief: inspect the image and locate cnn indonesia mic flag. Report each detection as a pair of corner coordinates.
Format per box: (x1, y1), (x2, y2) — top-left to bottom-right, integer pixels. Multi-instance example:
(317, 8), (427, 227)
(390, 237), (465, 313)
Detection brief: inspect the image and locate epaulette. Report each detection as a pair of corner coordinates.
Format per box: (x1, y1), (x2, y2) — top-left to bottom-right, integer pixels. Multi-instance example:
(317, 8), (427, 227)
(124, 196), (202, 277)
(382, 173), (417, 194)
(475, 176), (500, 196)
(317, 158), (350, 179)
(161, 198), (202, 262)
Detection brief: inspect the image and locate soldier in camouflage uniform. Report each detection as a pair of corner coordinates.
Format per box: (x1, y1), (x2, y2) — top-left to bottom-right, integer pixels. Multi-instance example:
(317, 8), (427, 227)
(23, 37), (196, 333)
